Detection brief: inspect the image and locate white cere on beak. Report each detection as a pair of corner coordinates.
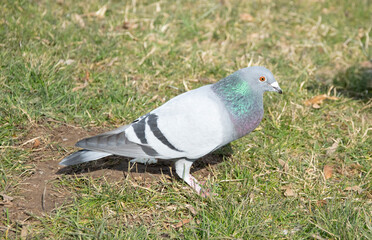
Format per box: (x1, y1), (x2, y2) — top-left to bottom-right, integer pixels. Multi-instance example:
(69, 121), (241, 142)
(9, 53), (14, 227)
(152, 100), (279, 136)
(270, 81), (283, 94)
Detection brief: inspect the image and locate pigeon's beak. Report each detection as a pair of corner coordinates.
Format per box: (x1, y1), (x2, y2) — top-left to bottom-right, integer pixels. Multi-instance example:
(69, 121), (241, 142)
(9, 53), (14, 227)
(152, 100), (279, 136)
(270, 82), (283, 94)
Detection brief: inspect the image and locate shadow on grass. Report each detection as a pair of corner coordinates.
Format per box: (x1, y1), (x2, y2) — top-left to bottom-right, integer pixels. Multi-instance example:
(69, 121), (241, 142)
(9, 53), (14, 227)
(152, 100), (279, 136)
(56, 144), (233, 178)
(309, 61), (372, 101)
(333, 61), (372, 100)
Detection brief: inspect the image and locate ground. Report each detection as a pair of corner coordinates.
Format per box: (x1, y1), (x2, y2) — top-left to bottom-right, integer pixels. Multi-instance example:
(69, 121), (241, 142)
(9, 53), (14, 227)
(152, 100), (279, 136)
(0, 0), (371, 239)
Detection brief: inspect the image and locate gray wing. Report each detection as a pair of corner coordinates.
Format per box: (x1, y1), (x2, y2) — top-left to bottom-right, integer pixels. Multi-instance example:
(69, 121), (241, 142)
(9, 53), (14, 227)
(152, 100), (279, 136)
(60, 150), (112, 166)
(75, 124), (159, 159)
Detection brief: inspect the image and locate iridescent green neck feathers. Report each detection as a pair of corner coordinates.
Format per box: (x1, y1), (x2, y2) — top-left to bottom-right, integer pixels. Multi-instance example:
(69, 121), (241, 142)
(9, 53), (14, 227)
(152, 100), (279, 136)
(212, 72), (264, 138)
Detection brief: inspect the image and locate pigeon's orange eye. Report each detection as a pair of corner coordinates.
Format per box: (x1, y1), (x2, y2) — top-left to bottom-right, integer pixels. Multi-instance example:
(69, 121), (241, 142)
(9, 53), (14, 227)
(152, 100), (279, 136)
(259, 76), (266, 82)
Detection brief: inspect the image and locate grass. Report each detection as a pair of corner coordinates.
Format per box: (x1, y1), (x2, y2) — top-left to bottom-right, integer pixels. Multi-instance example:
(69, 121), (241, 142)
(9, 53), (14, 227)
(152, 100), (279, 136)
(1, 0), (371, 239)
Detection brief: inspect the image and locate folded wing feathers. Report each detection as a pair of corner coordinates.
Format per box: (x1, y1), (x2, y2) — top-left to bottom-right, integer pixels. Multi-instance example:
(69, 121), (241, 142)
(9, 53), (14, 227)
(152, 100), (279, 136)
(60, 150), (112, 166)
(75, 130), (159, 159)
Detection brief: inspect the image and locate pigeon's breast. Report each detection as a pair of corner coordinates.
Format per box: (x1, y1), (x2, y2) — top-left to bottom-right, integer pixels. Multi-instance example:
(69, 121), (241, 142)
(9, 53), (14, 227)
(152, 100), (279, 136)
(232, 107), (264, 138)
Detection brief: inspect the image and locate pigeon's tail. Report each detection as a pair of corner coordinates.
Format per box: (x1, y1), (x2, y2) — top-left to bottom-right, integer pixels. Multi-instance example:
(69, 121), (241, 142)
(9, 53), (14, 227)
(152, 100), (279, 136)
(59, 150), (112, 166)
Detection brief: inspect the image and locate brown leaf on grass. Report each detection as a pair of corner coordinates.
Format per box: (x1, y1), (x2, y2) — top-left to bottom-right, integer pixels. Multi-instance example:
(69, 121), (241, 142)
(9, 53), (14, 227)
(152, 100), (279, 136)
(165, 205), (177, 211)
(56, 59), (75, 67)
(32, 138), (40, 148)
(121, 21), (138, 30)
(0, 192), (13, 206)
(72, 81), (88, 92)
(94, 5), (107, 18)
(185, 204), (197, 215)
(240, 13), (254, 22)
(349, 163), (363, 170)
(72, 14), (85, 28)
(282, 186), (297, 197)
(21, 225), (28, 240)
(174, 219), (191, 228)
(20, 137), (40, 147)
(326, 139), (340, 155)
(323, 165), (333, 180)
(316, 199), (327, 207)
(338, 163), (363, 177)
(278, 159), (289, 172)
(345, 186), (364, 194)
(85, 5), (107, 18)
(367, 191), (372, 199)
(0, 192), (13, 202)
(107, 57), (118, 67)
(304, 94), (339, 108)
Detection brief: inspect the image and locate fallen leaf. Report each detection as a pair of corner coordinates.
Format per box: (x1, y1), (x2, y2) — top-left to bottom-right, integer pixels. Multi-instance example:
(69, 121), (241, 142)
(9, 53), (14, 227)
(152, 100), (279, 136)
(174, 219), (190, 228)
(240, 13), (254, 22)
(367, 192), (372, 199)
(121, 21), (138, 30)
(65, 59), (75, 65)
(323, 165), (333, 180)
(185, 204), (197, 215)
(304, 94), (339, 108)
(107, 57), (118, 67)
(166, 205), (177, 211)
(278, 159), (289, 172)
(312, 103), (321, 109)
(94, 5), (107, 18)
(326, 139), (340, 155)
(20, 137), (41, 147)
(71, 13), (85, 28)
(56, 59), (75, 67)
(72, 81), (88, 92)
(345, 186), (364, 194)
(282, 186), (297, 197)
(316, 199), (327, 207)
(32, 138), (40, 148)
(249, 192), (255, 203)
(284, 188), (296, 197)
(84, 70), (90, 81)
(350, 163), (363, 169)
(21, 225), (28, 240)
(0, 192), (13, 202)
(72, 14), (85, 28)
(0, 192), (13, 206)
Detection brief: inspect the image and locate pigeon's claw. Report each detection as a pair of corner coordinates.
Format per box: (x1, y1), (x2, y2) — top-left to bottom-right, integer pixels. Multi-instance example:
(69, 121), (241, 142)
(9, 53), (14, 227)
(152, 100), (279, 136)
(175, 159), (216, 197)
(188, 175), (203, 195)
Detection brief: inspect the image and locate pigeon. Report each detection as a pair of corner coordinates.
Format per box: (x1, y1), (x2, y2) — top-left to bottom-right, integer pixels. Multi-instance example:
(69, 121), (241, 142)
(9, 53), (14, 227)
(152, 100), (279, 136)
(60, 66), (282, 196)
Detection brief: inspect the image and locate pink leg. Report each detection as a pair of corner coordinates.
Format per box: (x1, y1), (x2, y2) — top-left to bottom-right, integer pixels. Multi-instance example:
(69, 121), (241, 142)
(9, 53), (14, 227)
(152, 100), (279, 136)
(174, 159), (214, 197)
(188, 175), (202, 194)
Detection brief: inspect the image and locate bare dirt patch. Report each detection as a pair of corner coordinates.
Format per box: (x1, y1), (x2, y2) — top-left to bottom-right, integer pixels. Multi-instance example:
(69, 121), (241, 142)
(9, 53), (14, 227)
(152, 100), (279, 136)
(5, 120), (226, 222)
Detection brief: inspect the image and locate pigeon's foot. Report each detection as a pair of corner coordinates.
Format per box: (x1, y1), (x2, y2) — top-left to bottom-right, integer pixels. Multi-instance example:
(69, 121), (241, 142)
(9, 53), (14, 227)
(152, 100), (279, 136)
(198, 180), (218, 197)
(187, 175), (217, 197)
(130, 158), (158, 165)
(174, 159), (216, 197)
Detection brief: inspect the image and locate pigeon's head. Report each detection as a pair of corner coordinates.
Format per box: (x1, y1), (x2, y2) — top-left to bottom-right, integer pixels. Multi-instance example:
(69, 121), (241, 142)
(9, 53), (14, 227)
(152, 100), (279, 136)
(240, 66), (282, 94)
